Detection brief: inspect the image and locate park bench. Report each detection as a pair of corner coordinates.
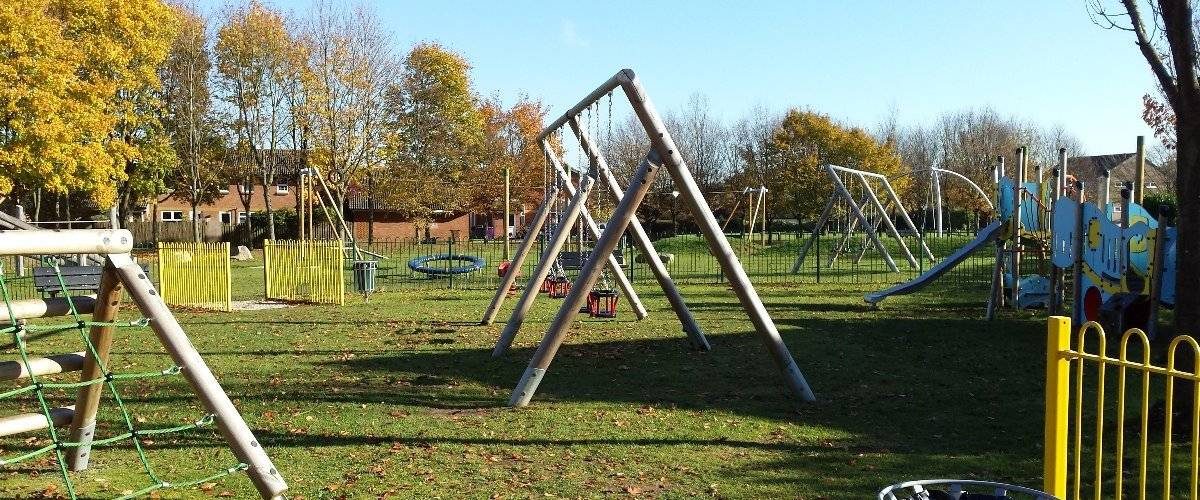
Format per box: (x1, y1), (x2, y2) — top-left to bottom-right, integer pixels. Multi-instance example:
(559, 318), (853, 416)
(32, 266), (103, 296)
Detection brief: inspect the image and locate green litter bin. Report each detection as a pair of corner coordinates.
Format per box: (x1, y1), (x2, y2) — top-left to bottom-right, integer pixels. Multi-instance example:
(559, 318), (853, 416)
(353, 260), (377, 294)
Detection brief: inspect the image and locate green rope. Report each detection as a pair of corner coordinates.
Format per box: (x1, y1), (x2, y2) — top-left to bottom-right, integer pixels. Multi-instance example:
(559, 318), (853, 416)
(0, 257), (260, 498)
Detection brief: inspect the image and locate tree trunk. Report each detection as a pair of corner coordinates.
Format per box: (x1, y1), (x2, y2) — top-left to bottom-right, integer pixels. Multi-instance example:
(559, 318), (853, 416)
(151, 202), (160, 245)
(261, 175), (276, 241)
(191, 202), (201, 242)
(1175, 118), (1200, 335)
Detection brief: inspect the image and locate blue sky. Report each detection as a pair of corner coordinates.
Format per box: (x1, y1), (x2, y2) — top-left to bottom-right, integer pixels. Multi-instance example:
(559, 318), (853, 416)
(210, 1), (1159, 154)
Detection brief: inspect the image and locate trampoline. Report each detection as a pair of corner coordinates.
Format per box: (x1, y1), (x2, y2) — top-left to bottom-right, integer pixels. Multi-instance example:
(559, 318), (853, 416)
(408, 254), (486, 276)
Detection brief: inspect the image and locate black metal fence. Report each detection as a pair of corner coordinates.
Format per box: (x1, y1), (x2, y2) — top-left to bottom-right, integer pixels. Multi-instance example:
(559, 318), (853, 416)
(355, 229), (996, 293)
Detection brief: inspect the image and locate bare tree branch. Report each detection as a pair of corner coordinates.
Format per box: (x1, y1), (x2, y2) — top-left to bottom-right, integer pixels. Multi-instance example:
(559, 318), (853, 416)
(1123, 0), (1181, 106)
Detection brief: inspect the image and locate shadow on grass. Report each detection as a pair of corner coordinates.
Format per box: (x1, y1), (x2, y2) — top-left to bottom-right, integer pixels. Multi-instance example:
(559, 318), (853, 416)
(153, 313), (1044, 460)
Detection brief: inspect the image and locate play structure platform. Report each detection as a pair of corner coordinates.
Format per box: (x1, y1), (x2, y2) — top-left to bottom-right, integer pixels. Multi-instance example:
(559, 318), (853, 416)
(864, 220), (1003, 306)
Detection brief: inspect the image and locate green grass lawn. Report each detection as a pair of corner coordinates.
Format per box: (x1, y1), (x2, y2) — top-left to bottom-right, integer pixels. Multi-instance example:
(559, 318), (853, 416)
(1, 252), (1057, 499)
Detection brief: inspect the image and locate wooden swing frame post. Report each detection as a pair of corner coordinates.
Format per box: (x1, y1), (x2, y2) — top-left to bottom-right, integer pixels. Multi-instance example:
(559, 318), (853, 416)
(512, 70), (816, 407)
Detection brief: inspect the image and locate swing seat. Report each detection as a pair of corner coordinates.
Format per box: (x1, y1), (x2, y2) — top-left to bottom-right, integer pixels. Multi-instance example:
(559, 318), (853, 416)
(587, 289), (619, 318)
(547, 276), (571, 298)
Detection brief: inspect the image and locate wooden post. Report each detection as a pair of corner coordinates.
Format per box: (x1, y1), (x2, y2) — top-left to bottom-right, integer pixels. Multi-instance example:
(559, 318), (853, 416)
(1147, 211), (1169, 339)
(1071, 181), (1086, 328)
(494, 175), (597, 357)
(858, 172), (918, 268)
(512, 152), (664, 406)
(570, 118), (700, 346)
(1135, 135), (1146, 204)
(829, 167), (898, 272)
(621, 71), (815, 403)
(1011, 147), (1026, 309)
(504, 164), (512, 260)
(66, 266), (123, 470)
(481, 182), (561, 325)
(1049, 168), (1063, 316)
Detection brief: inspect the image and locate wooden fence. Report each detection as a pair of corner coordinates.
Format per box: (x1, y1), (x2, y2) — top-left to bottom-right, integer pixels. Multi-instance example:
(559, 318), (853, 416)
(156, 242), (232, 311)
(263, 240), (344, 305)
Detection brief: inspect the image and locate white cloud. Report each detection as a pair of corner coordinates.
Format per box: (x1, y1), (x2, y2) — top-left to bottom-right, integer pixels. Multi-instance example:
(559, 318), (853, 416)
(560, 19), (589, 48)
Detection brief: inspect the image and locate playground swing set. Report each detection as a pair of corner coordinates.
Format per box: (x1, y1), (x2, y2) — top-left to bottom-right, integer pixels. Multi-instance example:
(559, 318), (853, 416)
(791, 164), (934, 275)
(481, 69), (816, 407)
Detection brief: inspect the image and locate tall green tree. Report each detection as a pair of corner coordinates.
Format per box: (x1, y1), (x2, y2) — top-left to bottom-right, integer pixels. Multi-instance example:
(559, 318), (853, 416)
(381, 43), (485, 227)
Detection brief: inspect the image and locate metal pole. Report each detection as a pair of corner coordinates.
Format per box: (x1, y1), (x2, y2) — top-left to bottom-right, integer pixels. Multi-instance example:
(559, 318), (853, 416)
(619, 71), (815, 403)
(110, 253), (287, 498)
(933, 169), (943, 237)
(569, 117), (705, 348)
(481, 182), (561, 325)
(66, 266), (122, 470)
(494, 175), (597, 357)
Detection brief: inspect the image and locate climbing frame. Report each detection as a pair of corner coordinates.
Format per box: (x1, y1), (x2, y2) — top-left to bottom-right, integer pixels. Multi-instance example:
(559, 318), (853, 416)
(0, 229), (287, 499)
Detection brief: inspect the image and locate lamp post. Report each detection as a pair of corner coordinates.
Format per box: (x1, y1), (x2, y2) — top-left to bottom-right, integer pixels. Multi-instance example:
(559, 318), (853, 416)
(671, 190), (680, 236)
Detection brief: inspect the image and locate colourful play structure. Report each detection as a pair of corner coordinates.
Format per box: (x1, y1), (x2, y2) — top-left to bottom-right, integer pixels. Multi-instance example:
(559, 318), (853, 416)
(865, 145), (1177, 337)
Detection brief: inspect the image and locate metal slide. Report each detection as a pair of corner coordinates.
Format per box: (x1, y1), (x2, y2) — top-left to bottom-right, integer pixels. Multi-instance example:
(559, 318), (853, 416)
(863, 219), (1004, 306)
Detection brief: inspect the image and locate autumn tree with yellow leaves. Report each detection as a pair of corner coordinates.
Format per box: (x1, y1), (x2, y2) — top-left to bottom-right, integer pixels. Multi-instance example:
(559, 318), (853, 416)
(0, 0), (177, 216)
(380, 43), (486, 228)
(214, 0), (307, 241)
(754, 110), (905, 222)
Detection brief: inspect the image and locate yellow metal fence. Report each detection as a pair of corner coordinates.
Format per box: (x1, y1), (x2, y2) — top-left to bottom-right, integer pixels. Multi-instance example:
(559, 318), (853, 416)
(156, 242), (232, 311)
(263, 239), (344, 305)
(1045, 316), (1200, 499)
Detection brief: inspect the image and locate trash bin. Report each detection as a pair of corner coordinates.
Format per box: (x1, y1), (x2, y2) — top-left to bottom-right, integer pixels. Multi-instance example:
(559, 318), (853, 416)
(353, 260), (377, 294)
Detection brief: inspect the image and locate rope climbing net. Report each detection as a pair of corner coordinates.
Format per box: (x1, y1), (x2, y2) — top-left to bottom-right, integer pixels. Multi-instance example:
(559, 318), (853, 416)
(0, 257), (250, 499)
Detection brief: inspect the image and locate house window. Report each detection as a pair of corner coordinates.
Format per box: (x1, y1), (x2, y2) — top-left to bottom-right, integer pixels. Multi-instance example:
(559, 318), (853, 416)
(160, 210), (183, 222)
(275, 183), (289, 194)
(219, 211), (233, 224)
(238, 183), (253, 194)
(237, 212), (248, 224)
